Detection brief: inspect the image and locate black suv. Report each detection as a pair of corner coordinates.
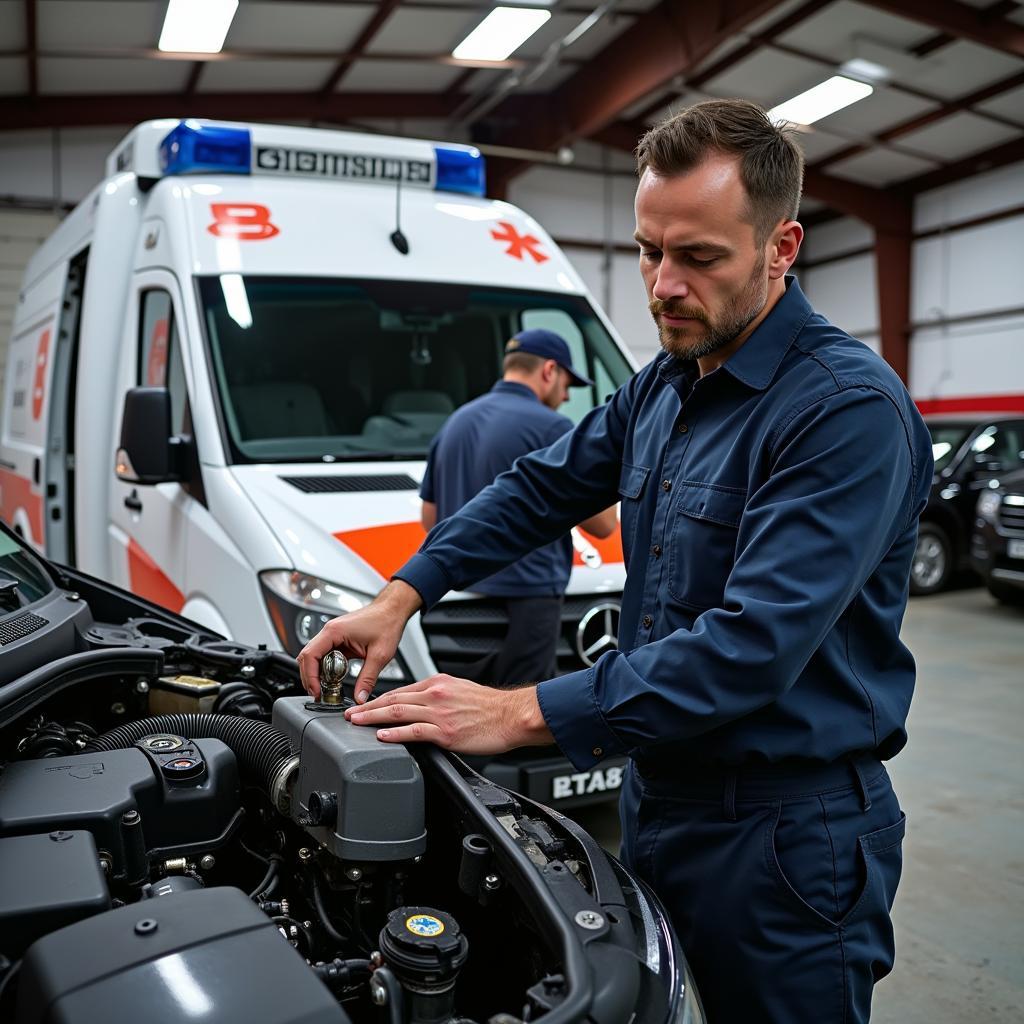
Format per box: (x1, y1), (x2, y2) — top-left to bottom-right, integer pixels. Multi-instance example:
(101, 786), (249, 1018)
(915, 414), (1024, 595)
(971, 467), (1024, 604)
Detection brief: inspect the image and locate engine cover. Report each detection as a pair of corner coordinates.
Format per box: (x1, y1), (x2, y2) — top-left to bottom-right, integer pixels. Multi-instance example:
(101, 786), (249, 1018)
(0, 739), (241, 880)
(15, 886), (348, 1024)
(273, 697), (426, 861)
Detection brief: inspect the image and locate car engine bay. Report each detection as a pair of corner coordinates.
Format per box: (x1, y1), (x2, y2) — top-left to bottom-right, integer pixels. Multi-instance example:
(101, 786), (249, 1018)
(0, 576), (681, 1024)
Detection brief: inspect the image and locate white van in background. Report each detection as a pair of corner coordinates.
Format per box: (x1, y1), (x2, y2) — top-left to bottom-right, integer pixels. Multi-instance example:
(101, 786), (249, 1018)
(0, 119), (633, 806)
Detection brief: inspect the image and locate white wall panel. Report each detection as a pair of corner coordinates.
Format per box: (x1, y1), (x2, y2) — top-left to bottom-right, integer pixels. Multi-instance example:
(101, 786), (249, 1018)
(800, 253), (879, 338)
(912, 216), (1024, 322)
(800, 216), (873, 261)
(909, 314), (1024, 401)
(914, 163), (1024, 232)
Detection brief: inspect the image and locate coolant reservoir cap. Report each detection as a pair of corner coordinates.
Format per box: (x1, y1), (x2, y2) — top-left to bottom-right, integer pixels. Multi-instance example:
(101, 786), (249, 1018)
(380, 906), (468, 984)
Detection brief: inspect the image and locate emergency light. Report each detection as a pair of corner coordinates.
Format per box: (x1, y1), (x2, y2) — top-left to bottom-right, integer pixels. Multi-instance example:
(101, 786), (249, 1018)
(155, 120), (486, 197)
(160, 121), (252, 176)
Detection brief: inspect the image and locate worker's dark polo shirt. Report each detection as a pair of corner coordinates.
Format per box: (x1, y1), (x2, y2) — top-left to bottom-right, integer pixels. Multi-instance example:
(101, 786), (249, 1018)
(420, 381), (573, 597)
(399, 279), (934, 771)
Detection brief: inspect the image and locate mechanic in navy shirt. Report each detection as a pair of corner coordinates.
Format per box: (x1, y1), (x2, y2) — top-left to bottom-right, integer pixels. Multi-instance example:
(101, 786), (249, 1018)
(300, 99), (933, 1023)
(419, 329), (616, 684)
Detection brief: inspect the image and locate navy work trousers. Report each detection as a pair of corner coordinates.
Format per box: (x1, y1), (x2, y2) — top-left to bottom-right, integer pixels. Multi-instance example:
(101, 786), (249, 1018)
(620, 756), (906, 1023)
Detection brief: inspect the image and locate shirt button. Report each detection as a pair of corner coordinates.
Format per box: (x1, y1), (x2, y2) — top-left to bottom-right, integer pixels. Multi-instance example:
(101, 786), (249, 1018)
(678, 422), (688, 434)
(642, 614), (653, 628)
(662, 479), (672, 492)
(651, 544), (662, 557)
(592, 747), (603, 758)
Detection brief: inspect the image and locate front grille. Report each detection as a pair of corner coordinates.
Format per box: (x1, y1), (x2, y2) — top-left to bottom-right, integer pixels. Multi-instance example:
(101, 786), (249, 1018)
(0, 612), (48, 646)
(998, 497), (1024, 534)
(280, 474), (418, 494)
(420, 595), (619, 677)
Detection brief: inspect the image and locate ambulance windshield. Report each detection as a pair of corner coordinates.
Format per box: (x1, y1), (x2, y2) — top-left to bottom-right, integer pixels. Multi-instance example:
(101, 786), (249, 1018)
(197, 276), (633, 463)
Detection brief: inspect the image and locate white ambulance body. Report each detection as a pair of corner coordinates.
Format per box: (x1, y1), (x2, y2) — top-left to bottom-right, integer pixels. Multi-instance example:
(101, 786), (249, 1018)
(1, 120), (633, 804)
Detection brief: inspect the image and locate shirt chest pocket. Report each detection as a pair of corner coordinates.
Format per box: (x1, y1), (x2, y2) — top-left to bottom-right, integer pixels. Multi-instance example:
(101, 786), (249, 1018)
(667, 482), (746, 611)
(617, 463), (650, 571)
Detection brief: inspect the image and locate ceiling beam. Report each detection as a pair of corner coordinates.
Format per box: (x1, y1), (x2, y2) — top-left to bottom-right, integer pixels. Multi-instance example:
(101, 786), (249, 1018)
(593, 118), (912, 228)
(486, 0), (789, 190)
(896, 135), (1024, 194)
(809, 68), (1024, 172)
(630, 0), (835, 127)
(0, 47), (531, 67)
(859, 0), (1024, 59)
(909, 0), (1019, 56)
(0, 93), (457, 132)
(320, 0), (403, 95)
(184, 62), (205, 96)
(25, 0), (37, 98)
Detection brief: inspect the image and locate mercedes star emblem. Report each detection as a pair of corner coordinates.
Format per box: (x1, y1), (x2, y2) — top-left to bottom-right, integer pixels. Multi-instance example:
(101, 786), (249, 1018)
(575, 602), (622, 667)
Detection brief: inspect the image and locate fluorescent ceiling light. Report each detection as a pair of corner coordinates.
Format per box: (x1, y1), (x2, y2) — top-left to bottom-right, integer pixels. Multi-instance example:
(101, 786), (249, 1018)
(159, 0), (239, 54)
(453, 7), (551, 62)
(769, 76), (874, 127)
(839, 57), (891, 84)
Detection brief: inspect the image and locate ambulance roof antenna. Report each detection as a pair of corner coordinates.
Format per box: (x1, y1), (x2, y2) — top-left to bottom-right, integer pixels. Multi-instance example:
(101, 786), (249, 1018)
(390, 171), (409, 256)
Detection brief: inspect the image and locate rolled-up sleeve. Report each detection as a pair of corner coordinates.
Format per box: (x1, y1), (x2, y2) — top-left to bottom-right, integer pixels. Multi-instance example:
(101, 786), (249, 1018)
(537, 386), (918, 771)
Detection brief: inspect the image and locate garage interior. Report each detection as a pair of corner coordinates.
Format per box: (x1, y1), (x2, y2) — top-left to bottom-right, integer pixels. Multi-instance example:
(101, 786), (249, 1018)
(0, 1), (1022, 1021)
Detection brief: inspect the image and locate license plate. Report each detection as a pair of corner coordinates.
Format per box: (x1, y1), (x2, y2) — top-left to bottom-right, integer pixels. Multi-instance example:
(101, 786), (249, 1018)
(549, 763), (625, 801)
(1008, 539), (1024, 559)
(518, 757), (627, 807)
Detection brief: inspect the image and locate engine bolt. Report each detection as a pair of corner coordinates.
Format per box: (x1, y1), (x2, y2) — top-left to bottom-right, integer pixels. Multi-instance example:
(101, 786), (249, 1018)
(240, 664), (256, 680)
(199, 855), (216, 871)
(111, 702), (126, 715)
(345, 867), (363, 882)
(370, 978), (388, 1006)
(370, 951), (384, 968)
(298, 848), (313, 863)
(574, 910), (605, 930)
(484, 874), (501, 890)
(135, 679), (150, 694)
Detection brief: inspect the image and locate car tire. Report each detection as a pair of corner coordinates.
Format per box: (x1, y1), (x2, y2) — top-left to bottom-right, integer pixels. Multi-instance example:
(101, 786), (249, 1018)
(910, 523), (953, 596)
(988, 580), (1024, 606)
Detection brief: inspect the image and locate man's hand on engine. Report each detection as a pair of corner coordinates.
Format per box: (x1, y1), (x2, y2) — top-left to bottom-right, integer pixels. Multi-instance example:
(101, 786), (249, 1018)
(298, 579), (423, 703)
(343, 675), (554, 756)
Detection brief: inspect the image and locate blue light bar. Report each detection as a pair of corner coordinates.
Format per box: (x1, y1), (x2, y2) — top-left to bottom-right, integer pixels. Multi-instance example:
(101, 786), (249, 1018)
(434, 145), (486, 197)
(160, 121), (252, 176)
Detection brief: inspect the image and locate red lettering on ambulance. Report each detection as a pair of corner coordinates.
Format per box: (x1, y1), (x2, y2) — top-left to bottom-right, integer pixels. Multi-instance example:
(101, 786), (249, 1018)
(32, 329), (51, 420)
(147, 319), (169, 386)
(207, 203), (280, 241)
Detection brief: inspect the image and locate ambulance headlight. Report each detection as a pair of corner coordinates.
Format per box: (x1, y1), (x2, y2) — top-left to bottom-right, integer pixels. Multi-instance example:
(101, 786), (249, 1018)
(258, 569), (411, 682)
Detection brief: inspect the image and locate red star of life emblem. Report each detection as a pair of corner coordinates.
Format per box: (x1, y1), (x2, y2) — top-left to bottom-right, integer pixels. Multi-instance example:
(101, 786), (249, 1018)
(490, 221), (549, 264)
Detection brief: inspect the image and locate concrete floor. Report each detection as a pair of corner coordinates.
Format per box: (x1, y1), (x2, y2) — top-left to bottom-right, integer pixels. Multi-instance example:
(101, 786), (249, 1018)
(573, 584), (1024, 1022)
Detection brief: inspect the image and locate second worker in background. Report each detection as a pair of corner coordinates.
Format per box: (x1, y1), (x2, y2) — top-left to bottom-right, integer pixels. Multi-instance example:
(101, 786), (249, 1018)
(420, 328), (616, 685)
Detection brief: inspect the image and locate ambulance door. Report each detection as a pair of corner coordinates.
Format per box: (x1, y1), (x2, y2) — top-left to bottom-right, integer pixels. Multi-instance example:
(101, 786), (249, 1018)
(108, 274), (192, 613)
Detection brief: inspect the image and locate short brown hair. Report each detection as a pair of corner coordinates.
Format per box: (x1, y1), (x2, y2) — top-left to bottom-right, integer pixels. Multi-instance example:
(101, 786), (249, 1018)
(503, 351), (545, 375)
(635, 98), (804, 244)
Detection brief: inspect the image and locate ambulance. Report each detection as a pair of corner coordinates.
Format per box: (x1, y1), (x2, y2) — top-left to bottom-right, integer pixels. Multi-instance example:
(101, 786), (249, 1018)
(0, 119), (634, 805)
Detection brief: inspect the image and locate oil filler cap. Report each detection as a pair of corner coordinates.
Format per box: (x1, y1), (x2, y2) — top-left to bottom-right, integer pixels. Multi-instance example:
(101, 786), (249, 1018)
(379, 907), (468, 991)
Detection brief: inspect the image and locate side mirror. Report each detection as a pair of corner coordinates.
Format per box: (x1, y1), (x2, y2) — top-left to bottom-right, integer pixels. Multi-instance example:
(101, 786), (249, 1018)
(115, 387), (183, 485)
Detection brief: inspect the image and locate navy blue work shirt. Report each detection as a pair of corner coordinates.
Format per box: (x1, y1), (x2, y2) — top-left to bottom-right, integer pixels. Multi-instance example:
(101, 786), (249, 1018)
(399, 279), (933, 771)
(420, 380), (574, 597)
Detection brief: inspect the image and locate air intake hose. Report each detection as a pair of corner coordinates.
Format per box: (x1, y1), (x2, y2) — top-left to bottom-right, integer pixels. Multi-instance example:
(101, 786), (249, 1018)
(86, 714), (298, 811)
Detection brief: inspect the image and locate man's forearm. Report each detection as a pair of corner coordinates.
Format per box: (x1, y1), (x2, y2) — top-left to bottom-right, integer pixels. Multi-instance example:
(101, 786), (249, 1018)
(376, 579), (424, 620)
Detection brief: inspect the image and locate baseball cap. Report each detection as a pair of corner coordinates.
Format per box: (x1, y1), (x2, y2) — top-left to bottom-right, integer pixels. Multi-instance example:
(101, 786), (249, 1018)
(505, 328), (594, 388)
